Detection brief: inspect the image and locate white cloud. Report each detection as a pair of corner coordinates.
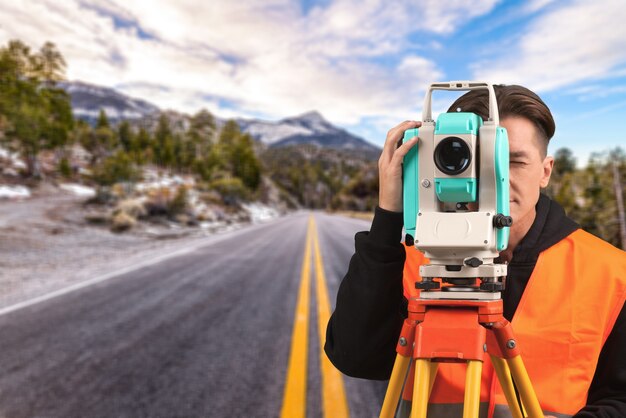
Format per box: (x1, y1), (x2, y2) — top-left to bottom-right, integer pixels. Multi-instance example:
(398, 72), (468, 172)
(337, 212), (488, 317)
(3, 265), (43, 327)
(472, 0), (626, 92)
(0, 0), (500, 138)
(303, 0), (498, 56)
(564, 84), (626, 101)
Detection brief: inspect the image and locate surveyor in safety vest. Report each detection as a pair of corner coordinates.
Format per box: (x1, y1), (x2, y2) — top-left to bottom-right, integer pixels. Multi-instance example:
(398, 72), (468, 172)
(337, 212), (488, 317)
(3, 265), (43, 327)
(325, 85), (626, 418)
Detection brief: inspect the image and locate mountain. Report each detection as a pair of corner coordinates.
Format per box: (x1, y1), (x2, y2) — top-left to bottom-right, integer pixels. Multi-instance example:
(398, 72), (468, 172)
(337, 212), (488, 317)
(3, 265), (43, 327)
(59, 81), (380, 158)
(57, 81), (160, 124)
(237, 111), (380, 158)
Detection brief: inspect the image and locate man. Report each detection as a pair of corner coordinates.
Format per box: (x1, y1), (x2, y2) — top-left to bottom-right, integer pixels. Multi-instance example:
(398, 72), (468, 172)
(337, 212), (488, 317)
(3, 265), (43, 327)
(325, 85), (626, 417)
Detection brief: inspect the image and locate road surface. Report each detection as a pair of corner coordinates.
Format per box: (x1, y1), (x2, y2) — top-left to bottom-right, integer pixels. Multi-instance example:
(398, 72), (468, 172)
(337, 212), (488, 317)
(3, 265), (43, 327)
(0, 212), (389, 417)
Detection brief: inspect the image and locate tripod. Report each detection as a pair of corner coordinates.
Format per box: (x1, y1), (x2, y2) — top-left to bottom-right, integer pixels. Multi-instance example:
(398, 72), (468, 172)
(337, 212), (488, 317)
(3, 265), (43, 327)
(379, 296), (544, 418)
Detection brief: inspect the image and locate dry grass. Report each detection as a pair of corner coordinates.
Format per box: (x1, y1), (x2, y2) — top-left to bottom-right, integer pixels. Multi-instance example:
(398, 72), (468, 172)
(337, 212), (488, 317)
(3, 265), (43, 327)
(111, 211), (136, 232)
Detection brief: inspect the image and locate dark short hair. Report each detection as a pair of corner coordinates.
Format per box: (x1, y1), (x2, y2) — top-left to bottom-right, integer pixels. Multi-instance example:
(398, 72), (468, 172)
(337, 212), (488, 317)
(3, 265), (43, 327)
(447, 85), (555, 157)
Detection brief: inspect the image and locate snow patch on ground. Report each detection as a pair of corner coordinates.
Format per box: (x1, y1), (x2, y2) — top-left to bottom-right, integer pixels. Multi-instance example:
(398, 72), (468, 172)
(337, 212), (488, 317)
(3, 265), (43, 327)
(0, 146), (26, 169)
(242, 203), (280, 223)
(59, 183), (96, 197)
(135, 169), (195, 192)
(0, 185), (30, 199)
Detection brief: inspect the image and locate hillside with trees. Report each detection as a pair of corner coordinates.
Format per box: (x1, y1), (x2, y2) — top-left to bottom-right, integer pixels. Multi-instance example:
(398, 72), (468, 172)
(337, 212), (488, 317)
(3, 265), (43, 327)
(0, 39), (378, 231)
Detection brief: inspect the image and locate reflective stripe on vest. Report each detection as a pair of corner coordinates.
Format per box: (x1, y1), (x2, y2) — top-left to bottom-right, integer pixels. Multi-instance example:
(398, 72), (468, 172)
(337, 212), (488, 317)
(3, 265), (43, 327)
(492, 404), (571, 418)
(402, 229), (626, 417)
(393, 400), (573, 417)
(395, 401), (489, 418)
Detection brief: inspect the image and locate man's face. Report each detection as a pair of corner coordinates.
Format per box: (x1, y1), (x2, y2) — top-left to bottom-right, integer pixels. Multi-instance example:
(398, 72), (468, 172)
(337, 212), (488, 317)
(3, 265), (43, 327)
(501, 116), (554, 233)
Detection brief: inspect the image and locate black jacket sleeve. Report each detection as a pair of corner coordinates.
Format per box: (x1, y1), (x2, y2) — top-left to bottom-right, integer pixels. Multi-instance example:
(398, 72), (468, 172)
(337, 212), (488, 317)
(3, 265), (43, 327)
(324, 206), (407, 380)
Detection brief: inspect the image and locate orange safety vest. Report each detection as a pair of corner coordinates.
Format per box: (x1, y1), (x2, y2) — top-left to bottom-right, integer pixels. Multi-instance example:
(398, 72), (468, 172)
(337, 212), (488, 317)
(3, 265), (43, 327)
(402, 229), (626, 418)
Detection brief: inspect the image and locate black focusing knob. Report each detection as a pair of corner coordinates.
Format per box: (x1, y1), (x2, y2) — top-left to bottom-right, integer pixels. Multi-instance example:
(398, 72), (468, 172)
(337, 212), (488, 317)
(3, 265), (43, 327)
(464, 257), (483, 268)
(480, 282), (504, 292)
(493, 214), (513, 229)
(416, 280), (440, 290)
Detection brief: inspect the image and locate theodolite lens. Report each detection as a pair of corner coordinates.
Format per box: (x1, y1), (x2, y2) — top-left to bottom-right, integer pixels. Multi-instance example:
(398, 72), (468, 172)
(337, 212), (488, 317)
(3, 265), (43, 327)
(434, 136), (471, 175)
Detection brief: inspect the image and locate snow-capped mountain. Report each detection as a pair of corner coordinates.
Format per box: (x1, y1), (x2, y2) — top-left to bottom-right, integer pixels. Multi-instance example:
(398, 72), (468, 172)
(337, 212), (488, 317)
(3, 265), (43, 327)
(58, 81), (160, 124)
(237, 111), (336, 146)
(237, 111), (380, 157)
(59, 81), (380, 157)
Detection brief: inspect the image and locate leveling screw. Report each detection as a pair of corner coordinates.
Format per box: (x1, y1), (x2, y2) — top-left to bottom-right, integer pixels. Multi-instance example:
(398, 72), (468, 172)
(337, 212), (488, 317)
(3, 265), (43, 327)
(506, 339), (516, 349)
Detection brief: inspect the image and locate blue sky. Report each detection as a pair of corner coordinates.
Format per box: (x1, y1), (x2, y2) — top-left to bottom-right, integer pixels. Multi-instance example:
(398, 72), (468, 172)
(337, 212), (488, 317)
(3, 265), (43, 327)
(1, 0), (625, 164)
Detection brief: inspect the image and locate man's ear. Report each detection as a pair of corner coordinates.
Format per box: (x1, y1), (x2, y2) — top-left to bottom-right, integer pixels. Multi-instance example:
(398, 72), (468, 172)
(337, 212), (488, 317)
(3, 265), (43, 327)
(540, 155), (555, 188)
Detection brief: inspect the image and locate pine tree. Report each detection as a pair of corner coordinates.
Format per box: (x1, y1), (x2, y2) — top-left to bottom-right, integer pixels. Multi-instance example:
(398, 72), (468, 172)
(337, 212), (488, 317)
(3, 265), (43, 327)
(189, 109), (216, 156)
(134, 127), (152, 164)
(213, 120), (262, 191)
(547, 147), (579, 214)
(173, 132), (187, 172)
(186, 109), (216, 176)
(553, 148), (577, 175)
(43, 87), (74, 149)
(93, 150), (139, 186)
(579, 153), (618, 245)
(96, 109), (110, 130)
(117, 120), (133, 152)
(72, 119), (93, 147)
(4, 40), (35, 79)
(0, 39), (73, 176)
(36, 42), (66, 85)
(91, 110), (116, 163)
(233, 133), (261, 190)
(154, 114), (175, 168)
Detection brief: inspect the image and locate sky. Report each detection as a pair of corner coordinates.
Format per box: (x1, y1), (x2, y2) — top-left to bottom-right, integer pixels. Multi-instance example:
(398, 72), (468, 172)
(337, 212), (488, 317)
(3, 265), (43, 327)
(1, 0), (625, 164)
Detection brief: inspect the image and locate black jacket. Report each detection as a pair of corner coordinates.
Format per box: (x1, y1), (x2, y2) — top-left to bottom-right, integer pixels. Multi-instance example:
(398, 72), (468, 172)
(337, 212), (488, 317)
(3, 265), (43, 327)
(325, 194), (626, 417)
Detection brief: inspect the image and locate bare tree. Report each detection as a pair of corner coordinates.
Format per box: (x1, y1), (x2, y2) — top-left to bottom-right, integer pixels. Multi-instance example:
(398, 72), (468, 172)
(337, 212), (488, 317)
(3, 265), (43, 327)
(612, 158), (626, 249)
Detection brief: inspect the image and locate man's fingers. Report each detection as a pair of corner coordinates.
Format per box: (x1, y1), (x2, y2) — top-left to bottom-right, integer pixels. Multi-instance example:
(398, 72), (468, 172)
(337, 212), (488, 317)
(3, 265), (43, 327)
(381, 121), (421, 163)
(390, 135), (419, 165)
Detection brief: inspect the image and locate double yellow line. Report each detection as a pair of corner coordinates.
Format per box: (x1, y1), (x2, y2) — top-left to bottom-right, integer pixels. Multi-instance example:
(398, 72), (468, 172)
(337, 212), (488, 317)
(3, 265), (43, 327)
(280, 216), (349, 418)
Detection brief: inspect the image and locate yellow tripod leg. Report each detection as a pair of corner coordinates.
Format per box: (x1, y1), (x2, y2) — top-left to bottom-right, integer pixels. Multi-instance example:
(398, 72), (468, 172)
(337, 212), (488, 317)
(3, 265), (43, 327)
(463, 360), (483, 418)
(490, 355), (523, 418)
(380, 354), (411, 418)
(428, 362), (439, 398)
(410, 359), (432, 418)
(507, 356), (544, 418)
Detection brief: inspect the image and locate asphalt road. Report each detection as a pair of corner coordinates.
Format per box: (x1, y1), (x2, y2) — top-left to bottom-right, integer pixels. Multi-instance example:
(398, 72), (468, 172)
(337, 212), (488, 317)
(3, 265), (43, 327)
(0, 212), (388, 417)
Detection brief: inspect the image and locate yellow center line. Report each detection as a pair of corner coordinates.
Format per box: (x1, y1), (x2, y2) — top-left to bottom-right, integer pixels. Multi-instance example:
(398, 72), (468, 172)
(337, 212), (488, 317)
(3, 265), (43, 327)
(280, 216), (314, 418)
(280, 216), (315, 418)
(281, 215), (350, 417)
(312, 217), (350, 418)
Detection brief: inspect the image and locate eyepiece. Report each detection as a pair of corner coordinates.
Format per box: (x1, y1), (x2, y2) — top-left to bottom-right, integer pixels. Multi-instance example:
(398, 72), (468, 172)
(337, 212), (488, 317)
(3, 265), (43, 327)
(434, 136), (471, 175)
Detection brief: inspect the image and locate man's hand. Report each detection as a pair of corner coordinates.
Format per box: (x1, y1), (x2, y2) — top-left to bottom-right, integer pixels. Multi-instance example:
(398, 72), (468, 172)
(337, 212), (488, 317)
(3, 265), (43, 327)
(378, 120), (421, 212)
